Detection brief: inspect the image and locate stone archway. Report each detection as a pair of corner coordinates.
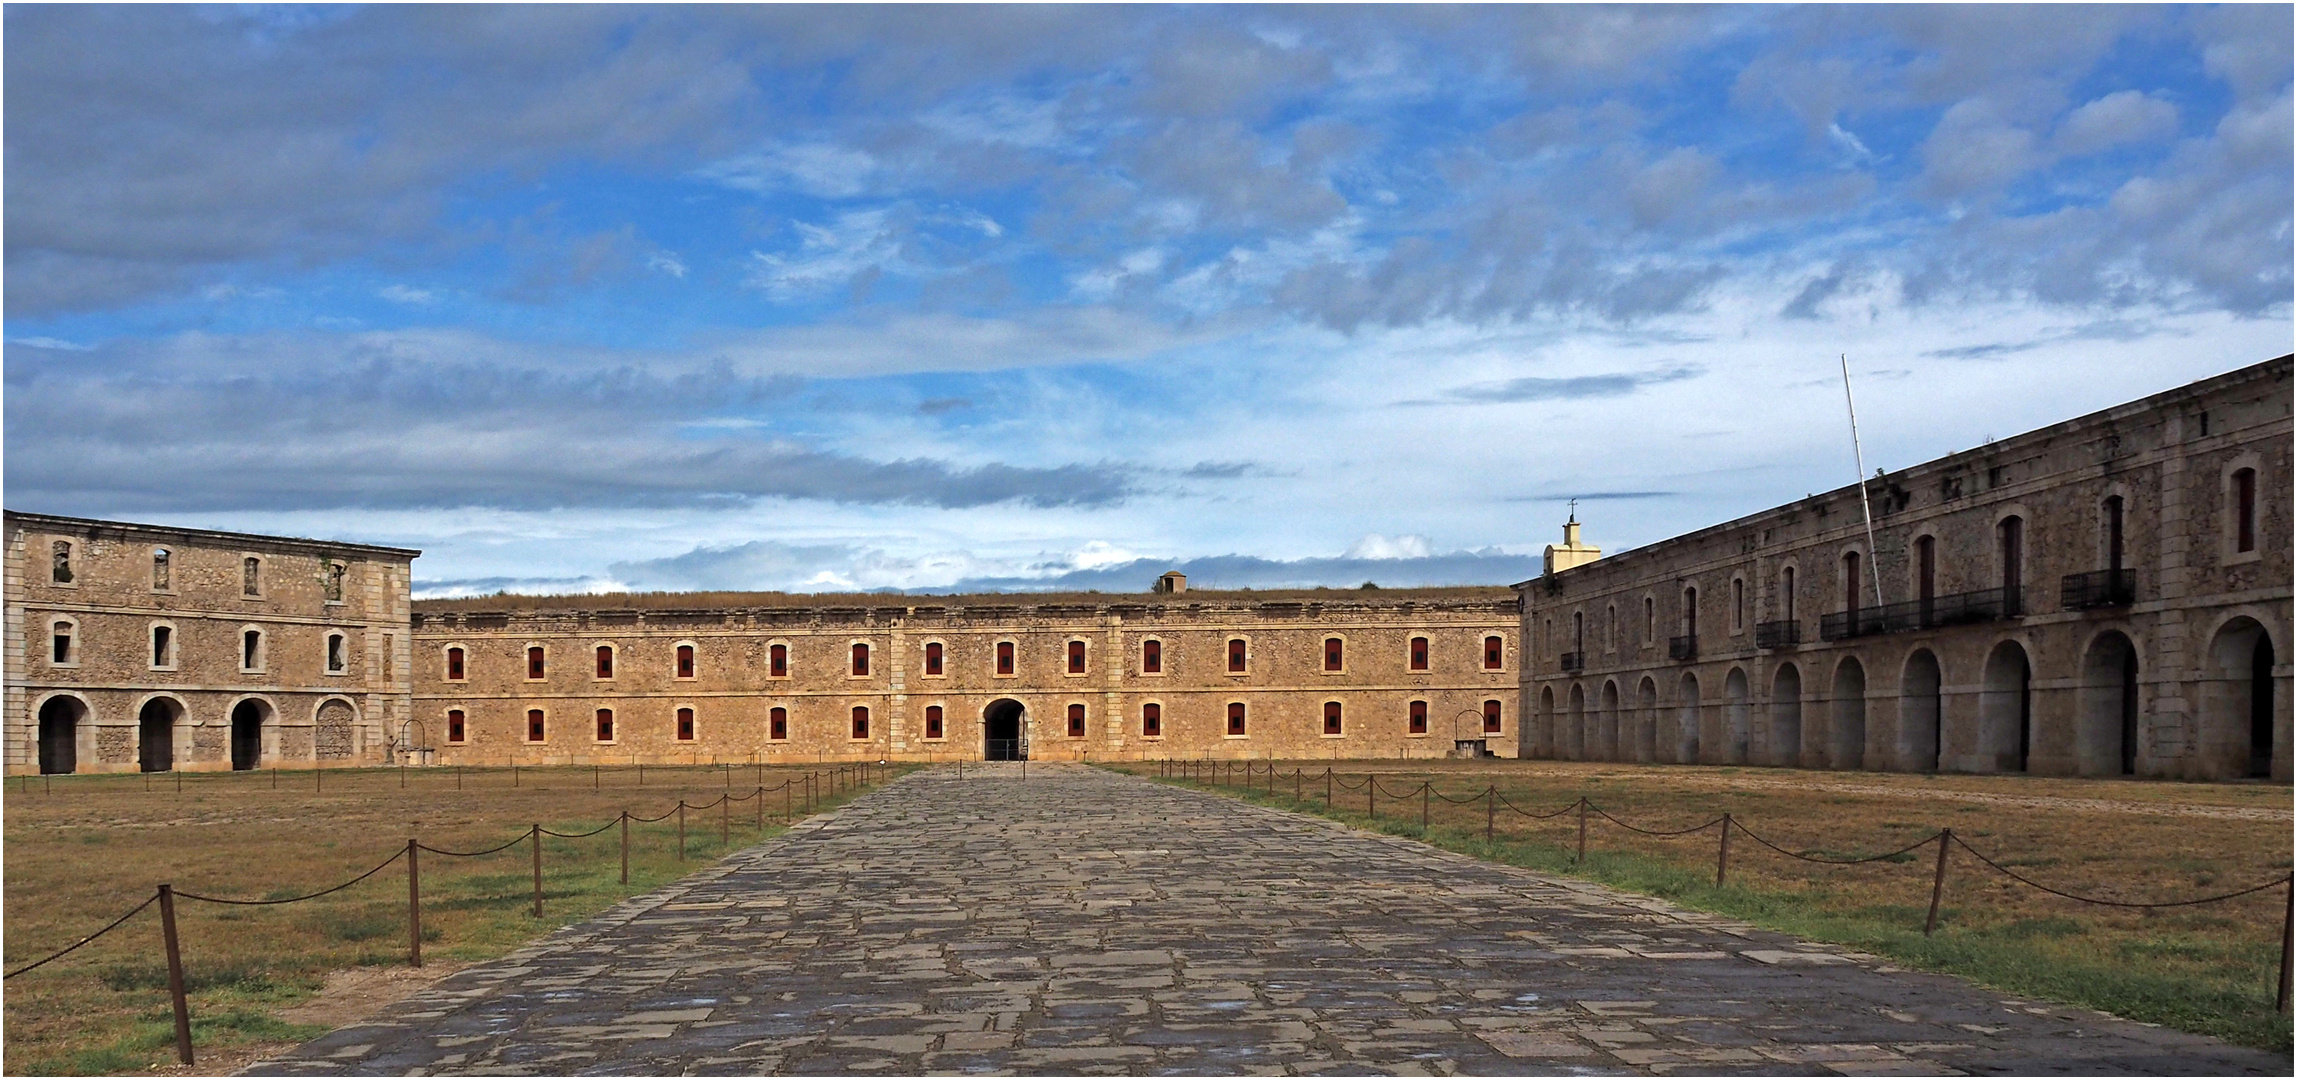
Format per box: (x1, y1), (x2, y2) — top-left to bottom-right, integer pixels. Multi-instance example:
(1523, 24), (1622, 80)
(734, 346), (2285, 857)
(1634, 677), (1658, 763)
(1831, 656), (1867, 770)
(983, 699), (1027, 761)
(1598, 681), (1621, 761)
(1537, 686), (1555, 758)
(139, 697), (182, 773)
(1901, 649), (1942, 773)
(1723, 667), (1749, 764)
(2077, 631), (2140, 776)
(2203, 617), (2280, 779)
(1675, 671), (1701, 765)
(1770, 663), (1802, 767)
(230, 699), (270, 771)
(1566, 684), (1586, 760)
(37, 695), (85, 775)
(1981, 640), (2032, 773)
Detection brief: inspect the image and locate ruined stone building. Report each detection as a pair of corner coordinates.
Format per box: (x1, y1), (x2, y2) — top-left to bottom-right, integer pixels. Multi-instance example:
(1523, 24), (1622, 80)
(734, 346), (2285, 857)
(4, 512), (418, 773)
(1517, 354), (2292, 781)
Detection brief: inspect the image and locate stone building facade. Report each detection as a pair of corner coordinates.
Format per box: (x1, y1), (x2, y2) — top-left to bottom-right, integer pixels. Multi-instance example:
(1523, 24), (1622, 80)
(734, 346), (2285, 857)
(5, 511), (419, 774)
(1518, 354), (2292, 782)
(410, 591), (1520, 764)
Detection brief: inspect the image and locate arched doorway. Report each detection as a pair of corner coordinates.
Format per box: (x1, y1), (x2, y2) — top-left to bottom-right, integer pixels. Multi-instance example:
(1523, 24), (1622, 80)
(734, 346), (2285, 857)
(230, 699), (268, 771)
(1901, 650), (1942, 773)
(37, 696), (83, 775)
(1831, 656), (1867, 770)
(1676, 672), (1701, 764)
(1566, 684), (1586, 759)
(1537, 687), (1555, 758)
(139, 698), (180, 773)
(2253, 634), (2277, 778)
(1981, 640), (2032, 772)
(1770, 664), (1802, 767)
(1723, 667), (1750, 764)
(983, 699), (1027, 761)
(1598, 681), (1621, 761)
(2205, 618), (2280, 779)
(1634, 677), (1658, 763)
(2077, 632), (2140, 776)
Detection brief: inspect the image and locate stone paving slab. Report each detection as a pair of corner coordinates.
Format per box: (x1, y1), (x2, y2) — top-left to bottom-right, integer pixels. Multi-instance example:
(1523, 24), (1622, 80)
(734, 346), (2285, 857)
(246, 763), (2291, 1076)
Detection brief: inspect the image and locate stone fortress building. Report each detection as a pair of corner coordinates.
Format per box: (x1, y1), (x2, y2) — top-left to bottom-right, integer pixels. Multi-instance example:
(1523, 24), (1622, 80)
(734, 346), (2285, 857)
(9, 354), (2289, 778)
(4, 512), (418, 774)
(1518, 354), (2292, 782)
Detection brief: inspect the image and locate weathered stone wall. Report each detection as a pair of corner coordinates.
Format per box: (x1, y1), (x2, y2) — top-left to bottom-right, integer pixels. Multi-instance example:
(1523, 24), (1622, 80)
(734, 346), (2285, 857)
(4, 512), (418, 773)
(413, 595), (1521, 764)
(1520, 355), (2293, 782)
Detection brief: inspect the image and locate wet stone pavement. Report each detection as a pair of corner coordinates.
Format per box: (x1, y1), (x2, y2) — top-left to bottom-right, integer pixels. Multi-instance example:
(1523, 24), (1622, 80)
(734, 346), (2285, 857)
(248, 763), (2289, 1076)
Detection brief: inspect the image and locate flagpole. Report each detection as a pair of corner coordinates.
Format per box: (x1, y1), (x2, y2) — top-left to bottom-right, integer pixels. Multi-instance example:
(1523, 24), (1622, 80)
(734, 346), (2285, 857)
(1842, 354), (1886, 612)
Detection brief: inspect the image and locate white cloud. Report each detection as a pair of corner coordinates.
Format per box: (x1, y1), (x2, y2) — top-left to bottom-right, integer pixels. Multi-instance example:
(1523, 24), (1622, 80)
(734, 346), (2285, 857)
(646, 252), (688, 278)
(8, 336), (92, 351)
(2053, 90), (2178, 157)
(1344, 533), (1433, 560)
(377, 284), (437, 304)
(696, 143), (879, 199)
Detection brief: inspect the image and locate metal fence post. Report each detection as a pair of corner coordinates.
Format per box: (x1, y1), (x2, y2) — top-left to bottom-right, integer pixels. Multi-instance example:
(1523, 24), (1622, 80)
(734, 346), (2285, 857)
(1924, 829), (1952, 936)
(407, 839), (423, 967)
(155, 883), (195, 1065)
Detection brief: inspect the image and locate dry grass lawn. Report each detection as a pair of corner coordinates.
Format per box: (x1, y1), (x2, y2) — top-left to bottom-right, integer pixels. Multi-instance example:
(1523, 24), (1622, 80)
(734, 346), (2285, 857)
(2, 762), (902, 1076)
(1110, 758), (2295, 1051)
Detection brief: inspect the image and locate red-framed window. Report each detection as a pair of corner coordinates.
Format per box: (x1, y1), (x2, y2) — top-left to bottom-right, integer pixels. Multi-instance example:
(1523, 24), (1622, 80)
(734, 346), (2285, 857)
(925, 705), (944, 740)
(769, 706), (788, 740)
(1227, 638), (1246, 672)
(527, 647), (546, 679)
(676, 644), (695, 678)
(925, 641), (943, 675)
(446, 709), (466, 743)
(1142, 702), (1161, 737)
(1409, 699), (1427, 734)
(1324, 637), (1343, 671)
(769, 643), (788, 677)
(676, 707), (695, 741)
(997, 641), (1015, 675)
(1142, 639), (1161, 673)
(446, 646), (465, 680)
(851, 643), (870, 676)
(1068, 640), (1086, 674)
(1324, 701), (1342, 735)
(595, 645), (614, 679)
(1409, 636), (1428, 671)
(851, 706), (870, 739)
(526, 708), (546, 742)
(595, 708), (615, 742)
(1483, 699), (1502, 733)
(1068, 703), (1086, 737)
(1227, 701), (1246, 736)
(1484, 636), (1503, 670)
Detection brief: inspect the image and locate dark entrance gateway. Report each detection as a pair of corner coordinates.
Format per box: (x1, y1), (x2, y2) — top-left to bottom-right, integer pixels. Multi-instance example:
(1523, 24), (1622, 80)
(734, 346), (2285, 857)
(983, 699), (1027, 761)
(230, 700), (266, 771)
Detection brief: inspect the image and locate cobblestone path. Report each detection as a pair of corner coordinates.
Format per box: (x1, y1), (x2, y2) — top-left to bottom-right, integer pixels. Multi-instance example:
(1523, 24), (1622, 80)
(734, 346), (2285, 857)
(249, 764), (2287, 1076)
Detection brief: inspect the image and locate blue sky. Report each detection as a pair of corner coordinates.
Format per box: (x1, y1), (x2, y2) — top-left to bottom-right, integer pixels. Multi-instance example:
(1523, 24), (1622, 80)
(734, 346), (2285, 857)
(5, 5), (2290, 597)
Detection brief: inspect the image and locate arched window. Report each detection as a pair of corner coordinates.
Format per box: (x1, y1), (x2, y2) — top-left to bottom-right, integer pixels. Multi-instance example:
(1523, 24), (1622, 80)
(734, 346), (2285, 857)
(242, 628), (265, 672)
(925, 705), (944, 740)
(446, 646), (465, 681)
(1227, 701), (1246, 735)
(1068, 640), (1087, 674)
(1067, 703), (1086, 737)
(1409, 699), (1428, 734)
(1227, 638), (1247, 673)
(676, 644), (695, 679)
(51, 540), (74, 584)
(769, 706), (788, 740)
(595, 708), (615, 742)
(1483, 699), (1502, 733)
(1484, 635), (1504, 670)
(242, 556), (261, 597)
(446, 709), (466, 744)
(675, 707), (695, 741)
(997, 641), (1015, 675)
(1142, 702), (1161, 737)
(2233, 468), (2257, 553)
(152, 548), (171, 591)
(1409, 636), (1429, 671)
(526, 709), (546, 742)
(324, 561), (346, 603)
(151, 624), (175, 669)
(527, 646), (546, 679)
(1324, 637), (1344, 671)
(596, 645), (615, 679)
(50, 618), (78, 666)
(1324, 701), (1343, 735)
(851, 642), (870, 676)
(769, 643), (788, 677)
(325, 632), (347, 674)
(850, 706), (870, 739)
(1142, 638), (1162, 673)
(925, 641), (943, 675)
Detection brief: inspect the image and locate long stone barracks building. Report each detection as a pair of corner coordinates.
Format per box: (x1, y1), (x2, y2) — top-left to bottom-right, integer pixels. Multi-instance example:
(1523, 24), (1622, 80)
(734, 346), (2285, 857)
(1518, 354), (2292, 782)
(5, 512), (419, 774)
(408, 588), (1520, 765)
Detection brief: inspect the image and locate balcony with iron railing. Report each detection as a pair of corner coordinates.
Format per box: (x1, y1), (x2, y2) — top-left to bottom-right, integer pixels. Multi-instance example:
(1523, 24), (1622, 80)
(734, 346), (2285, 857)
(1754, 620), (1800, 650)
(1559, 651), (1585, 673)
(1668, 634), (1697, 661)
(1819, 586), (2025, 642)
(2060, 568), (2137, 610)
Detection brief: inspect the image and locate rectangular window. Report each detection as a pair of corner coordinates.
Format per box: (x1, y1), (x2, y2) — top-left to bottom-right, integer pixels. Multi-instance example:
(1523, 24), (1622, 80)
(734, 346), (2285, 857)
(1483, 699), (1502, 734)
(325, 561), (346, 603)
(1484, 635), (1503, 669)
(770, 706), (788, 741)
(1409, 699), (1428, 734)
(446, 646), (465, 680)
(1324, 637), (1343, 671)
(1644, 597), (1656, 641)
(1142, 639), (1161, 673)
(851, 642), (870, 676)
(1226, 701), (1246, 736)
(326, 635), (345, 673)
(1142, 702), (1161, 737)
(925, 641), (943, 675)
(447, 709), (466, 744)
(1782, 567), (1796, 623)
(2105, 496), (2125, 570)
(851, 706), (870, 740)
(52, 540), (73, 584)
(526, 709), (546, 742)
(243, 629), (263, 670)
(595, 708), (615, 742)
(596, 645), (614, 679)
(527, 646), (546, 679)
(769, 643), (788, 677)
(1227, 638), (1246, 672)
(676, 644), (695, 678)
(54, 626), (72, 664)
(997, 641), (1015, 675)
(925, 704), (944, 740)
(1068, 640), (1086, 673)
(1410, 636), (1429, 670)
(1068, 703), (1086, 737)
(1324, 701), (1342, 735)
(1732, 578), (1746, 632)
(152, 548), (170, 591)
(242, 556), (260, 597)
(152, 626), (172, 667)
(676, 707), (695, 741)
(2236, 468), (2257, 552)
